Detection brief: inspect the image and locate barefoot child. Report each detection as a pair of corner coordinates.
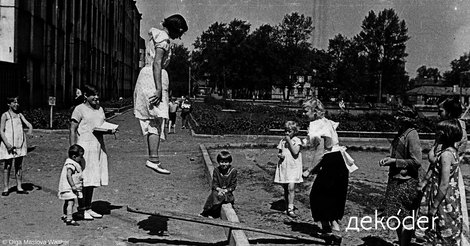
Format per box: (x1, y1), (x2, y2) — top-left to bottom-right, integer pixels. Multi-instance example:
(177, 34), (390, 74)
(1, 96), (33, 196)
(58, 144), (85, 226)
(276, 121), (303, 218)
(200, 150), (237, 218)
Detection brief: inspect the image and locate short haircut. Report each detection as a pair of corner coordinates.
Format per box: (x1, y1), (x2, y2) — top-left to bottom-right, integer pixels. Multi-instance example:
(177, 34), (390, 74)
(162, 14), (188, 36)
(285, 121), (299, 134)
(440, 96), (462, 119)
(5, 96), (18, 104)
(68, 144), (84, 158)
(302, 97), (325, 118)
(216, 150), (232, 163)
(82, 84), (99, 97)
(436, 119), (463, 145)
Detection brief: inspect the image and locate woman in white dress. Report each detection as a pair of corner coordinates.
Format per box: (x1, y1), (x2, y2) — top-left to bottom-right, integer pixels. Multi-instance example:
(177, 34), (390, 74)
(70, 85), (113, 220)
(133, 14), (188, 175)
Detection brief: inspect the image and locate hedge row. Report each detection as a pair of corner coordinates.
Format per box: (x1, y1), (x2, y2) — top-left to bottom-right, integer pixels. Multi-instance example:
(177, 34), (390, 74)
(191, 97), (441, 135)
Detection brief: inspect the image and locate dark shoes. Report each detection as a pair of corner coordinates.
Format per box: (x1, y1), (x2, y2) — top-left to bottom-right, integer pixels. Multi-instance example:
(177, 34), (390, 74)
(65, 220), (80, 226)
(16, 190), (28, 194)
(1, 191), (9, 196)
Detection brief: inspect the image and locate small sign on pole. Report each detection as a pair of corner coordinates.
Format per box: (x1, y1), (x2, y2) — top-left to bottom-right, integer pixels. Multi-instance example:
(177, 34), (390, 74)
(49, 96), (56, 129)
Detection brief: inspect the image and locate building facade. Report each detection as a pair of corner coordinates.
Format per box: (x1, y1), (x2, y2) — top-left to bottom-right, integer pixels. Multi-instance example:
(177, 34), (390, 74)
(0, 0), (142, 108)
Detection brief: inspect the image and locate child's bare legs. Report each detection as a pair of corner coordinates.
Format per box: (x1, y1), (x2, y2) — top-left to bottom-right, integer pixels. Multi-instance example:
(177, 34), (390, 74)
(63, 199), (74, 220)
(3, 159), (12, 193)
(14, 157), (24, 192)
(284, 183), (297, 217)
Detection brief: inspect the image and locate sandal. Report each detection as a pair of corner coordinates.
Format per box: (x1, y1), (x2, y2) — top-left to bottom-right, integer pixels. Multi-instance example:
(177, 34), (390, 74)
(64, 219), (80, 226)
(286, 209), (297, 218)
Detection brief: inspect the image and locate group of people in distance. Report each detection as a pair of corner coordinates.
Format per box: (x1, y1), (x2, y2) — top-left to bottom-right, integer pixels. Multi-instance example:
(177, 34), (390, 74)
(1, 11), (469, 246)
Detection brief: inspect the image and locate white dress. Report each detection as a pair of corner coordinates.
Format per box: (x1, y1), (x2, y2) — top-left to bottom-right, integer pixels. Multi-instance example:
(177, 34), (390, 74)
(58, 158), (83, 200)
(71, 104), (108, 187)
(0, 111), (27, 160)
(134, 28), (171, 120)
(274, 137), (303, 183)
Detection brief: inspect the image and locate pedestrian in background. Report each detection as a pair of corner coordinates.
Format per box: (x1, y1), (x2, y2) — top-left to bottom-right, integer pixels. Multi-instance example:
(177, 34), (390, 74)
(70, 84), (113, 220)
(58, 144), (85, 226)
(379, 105), (422, 246)
(133, 14), (188, 175)
(200, 150), (237, 218)
(1, 96), (33, 196)
(180, 96), (192, 129)
(168, 97), (178, 134)
(275, 120), (303, 218)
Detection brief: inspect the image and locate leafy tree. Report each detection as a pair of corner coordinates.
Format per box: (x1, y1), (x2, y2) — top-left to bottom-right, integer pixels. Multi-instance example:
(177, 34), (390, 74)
(442, 52), (470, 86)
(415, 65), (441, 83)
(192, 22), (228, 92)
(356, 8), (410, 102)
(167, 44), (190, 97)
(276, 12), (314, 100)
(328, 34), (369, 101)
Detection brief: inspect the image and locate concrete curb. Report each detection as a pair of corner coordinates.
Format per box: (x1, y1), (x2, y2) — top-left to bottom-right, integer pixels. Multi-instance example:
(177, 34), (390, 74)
(199, 144), (250, 246)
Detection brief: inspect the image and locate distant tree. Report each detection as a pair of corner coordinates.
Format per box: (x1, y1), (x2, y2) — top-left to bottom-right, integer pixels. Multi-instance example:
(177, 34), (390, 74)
(221, 19), (251, 98)
(167, 44), (190, 97)
(442, 52), (470, 86)
(245, 24), (282, 98)
(192, 22), (228, 92)
(355, 8), (410, 101)
(415, 65), (441, 83)
(328, 34), (369, 102)
(276, 12), (314, 100)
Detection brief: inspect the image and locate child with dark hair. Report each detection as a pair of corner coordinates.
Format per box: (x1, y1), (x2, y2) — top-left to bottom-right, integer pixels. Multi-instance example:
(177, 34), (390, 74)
(200, 150), (237, 218)
(419, 119), (468, 244)
(58, 144), (85, 226)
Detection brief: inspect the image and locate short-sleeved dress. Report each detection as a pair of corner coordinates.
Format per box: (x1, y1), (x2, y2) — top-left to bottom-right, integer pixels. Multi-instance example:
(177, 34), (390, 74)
(134, 28), (172, 121)
(58, 158), (83, 200)
(0, 111), (27, 160)
(71, 104), (108, 187)
(275, 137), (303, 184)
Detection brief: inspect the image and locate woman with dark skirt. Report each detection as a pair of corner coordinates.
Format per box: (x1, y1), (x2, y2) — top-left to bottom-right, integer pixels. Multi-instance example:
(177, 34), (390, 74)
(302, 98), (357, 245)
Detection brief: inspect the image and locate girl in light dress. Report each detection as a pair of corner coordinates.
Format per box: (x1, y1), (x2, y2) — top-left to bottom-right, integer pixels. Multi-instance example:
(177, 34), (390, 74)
(133, 14), (188, 175)
(58, 144), (85, 226)
(275, 121), (303, 218)
(1, 96), (33, 196)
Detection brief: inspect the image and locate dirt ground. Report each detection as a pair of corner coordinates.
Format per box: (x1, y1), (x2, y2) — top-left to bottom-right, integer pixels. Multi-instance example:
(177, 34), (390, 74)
(1, 109), (469, 246)
(208, 148), (470, 246)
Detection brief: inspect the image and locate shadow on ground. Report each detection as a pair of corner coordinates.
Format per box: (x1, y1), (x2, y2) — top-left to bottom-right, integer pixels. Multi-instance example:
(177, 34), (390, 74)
(92, 200), (123, 215)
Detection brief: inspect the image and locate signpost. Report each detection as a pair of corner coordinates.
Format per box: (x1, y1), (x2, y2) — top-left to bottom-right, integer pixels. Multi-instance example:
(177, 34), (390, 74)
(48, 96), (56, 129)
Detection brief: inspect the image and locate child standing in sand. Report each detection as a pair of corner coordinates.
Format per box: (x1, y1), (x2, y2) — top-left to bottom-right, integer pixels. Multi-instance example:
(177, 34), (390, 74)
(276, 121), (303, 218)
(58, 144), (85, 226)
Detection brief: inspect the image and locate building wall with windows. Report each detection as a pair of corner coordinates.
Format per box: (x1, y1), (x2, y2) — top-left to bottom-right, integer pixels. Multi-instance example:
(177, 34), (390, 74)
(0, 0), (142, 108)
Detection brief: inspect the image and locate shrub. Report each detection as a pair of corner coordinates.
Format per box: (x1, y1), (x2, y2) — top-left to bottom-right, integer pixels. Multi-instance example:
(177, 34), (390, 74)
(192, 98), (444, 135)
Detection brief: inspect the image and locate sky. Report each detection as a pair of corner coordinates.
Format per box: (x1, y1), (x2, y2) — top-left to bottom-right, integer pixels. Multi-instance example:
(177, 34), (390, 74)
(135, 0), (470, 77)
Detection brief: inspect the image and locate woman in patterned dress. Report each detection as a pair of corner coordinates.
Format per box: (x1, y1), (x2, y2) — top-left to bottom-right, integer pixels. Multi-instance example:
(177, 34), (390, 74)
(133, 14), (188, 175)
(379, 105), (422, 246)
(419, 119), (467, 245)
